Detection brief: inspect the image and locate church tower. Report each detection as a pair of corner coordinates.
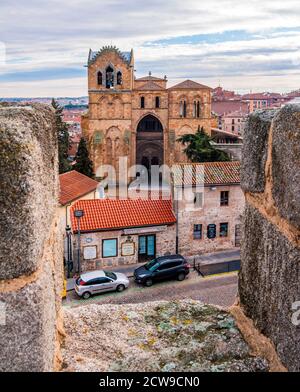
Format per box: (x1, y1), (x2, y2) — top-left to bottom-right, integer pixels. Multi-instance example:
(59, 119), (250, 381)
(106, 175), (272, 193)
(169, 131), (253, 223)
(82, 46), (135, 179)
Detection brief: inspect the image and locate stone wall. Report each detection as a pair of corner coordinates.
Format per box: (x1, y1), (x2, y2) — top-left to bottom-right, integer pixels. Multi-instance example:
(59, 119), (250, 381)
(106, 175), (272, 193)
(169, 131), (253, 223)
(0, 103), (63, 371)
(177, 185), (244, 256)
(239, 105), (300, 371)
(77, 224), (176, 271)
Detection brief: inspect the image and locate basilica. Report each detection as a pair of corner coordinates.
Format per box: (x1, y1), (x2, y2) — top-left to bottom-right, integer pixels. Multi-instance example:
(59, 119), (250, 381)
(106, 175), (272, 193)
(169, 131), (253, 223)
(82, 46), (213, 177)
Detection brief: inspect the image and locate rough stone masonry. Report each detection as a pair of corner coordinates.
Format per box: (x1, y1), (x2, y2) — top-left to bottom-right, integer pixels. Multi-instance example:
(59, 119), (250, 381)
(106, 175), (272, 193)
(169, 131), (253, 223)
(240, 104), (300, 372)
(0, 103), (63, 371)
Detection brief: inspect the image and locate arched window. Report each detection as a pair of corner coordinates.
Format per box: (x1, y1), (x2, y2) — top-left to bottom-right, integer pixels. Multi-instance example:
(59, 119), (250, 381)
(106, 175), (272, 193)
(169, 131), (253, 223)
(180, 100), (187, 117)
(193, 100), (200, 117)
(106, 65), (114, 88)
(97, 71), (102, 85)
(117, 71), (122, 85)
(183, 101), (187, 117)
(197, 101), (200, 118)
(155, 96), (160, 108)
(180, 101), (183, 117)
(141, 96), (145, 109)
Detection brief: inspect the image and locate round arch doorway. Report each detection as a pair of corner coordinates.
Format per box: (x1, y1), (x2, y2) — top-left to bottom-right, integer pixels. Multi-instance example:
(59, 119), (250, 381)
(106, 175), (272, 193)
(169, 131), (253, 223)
(136, 114), (164, 176)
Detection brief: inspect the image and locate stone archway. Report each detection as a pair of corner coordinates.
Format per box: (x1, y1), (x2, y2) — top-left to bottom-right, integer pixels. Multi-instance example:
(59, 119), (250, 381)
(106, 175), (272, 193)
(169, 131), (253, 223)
(136, 114), (164, 171)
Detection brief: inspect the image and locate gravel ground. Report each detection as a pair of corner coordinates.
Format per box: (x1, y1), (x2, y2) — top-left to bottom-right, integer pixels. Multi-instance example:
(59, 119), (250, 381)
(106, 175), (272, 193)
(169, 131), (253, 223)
(64, 272), (238, 309)
(62, 299), (269, 372)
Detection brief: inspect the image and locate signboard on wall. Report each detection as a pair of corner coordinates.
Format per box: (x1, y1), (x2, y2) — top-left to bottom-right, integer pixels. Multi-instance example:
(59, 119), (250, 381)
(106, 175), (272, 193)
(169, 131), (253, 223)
(124, 226), (167, 235)
(83, 245), (97, 260)
(121, 241), (135, 256)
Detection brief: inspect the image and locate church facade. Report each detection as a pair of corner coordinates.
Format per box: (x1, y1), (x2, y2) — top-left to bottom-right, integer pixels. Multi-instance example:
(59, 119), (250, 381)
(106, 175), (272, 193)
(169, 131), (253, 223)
(82, 46), (213, 177)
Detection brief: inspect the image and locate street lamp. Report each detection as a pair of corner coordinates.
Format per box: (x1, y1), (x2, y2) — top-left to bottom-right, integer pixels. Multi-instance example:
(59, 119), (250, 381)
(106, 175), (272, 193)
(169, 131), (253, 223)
(74, 209), (84, 275)
(65, 225), (73, 278)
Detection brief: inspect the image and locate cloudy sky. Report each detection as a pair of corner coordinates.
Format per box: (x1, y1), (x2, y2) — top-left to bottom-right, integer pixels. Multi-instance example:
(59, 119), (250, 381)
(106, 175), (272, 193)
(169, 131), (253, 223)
(0, 0), (300, 97)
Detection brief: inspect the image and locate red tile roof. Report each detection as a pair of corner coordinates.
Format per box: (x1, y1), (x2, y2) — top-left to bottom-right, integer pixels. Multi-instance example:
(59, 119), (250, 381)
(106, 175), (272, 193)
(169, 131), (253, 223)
(169, 79), (211, 90)
(172, 161), (240, 186)
(212, 101), (249, 116)
(59, 171), (99, 205)
(70, 198), (176, 232)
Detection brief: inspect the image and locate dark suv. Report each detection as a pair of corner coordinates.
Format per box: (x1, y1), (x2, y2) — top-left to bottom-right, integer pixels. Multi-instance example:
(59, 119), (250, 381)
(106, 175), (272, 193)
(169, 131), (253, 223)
(134, 255), (190, 287)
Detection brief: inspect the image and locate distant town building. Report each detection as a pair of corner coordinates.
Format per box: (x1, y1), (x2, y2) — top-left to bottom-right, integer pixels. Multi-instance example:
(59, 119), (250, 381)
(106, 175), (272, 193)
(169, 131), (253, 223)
(212, 86), (241, 102)
(241, 92), (289, 112)
(222, 110), (247, 136)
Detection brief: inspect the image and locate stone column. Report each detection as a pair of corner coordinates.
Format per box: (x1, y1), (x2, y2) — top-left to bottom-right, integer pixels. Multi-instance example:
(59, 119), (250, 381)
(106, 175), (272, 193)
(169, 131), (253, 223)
(0, 103), (63, 372)
(239, 105), (300, 371)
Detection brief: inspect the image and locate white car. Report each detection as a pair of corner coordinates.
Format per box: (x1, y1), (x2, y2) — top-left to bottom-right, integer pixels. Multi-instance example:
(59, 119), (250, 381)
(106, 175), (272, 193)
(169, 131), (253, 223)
(74, 270), (130, 299)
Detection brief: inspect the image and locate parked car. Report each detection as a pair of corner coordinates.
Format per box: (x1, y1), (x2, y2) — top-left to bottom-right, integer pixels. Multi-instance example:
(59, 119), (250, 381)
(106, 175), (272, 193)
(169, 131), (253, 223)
(134, 255), (190, 287)
(75, 270), (130, 299)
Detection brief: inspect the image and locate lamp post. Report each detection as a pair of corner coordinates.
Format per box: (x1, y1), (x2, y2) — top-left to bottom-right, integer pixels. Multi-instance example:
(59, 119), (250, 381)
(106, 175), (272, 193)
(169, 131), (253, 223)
(74, 209), (84, 275)
(65, 225), (73, 278)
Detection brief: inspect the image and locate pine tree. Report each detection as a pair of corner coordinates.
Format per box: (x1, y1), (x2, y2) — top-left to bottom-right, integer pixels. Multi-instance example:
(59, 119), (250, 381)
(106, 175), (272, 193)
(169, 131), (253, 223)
(74, 137), (94, 178)
(177, 126), (230, 162)
(51, 98), (70, 173)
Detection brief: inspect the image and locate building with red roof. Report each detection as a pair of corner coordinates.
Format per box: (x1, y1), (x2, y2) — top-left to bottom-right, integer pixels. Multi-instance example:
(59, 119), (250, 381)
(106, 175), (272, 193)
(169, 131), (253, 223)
(59, 170), (99, 227)
(70, 198), (176, 270)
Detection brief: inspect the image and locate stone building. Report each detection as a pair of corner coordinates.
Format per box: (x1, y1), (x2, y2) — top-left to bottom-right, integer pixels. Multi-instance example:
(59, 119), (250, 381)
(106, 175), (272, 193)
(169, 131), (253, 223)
(70, 198), (176, 271)
(172, 161), (244, 256)
(82, 46), (213, 178)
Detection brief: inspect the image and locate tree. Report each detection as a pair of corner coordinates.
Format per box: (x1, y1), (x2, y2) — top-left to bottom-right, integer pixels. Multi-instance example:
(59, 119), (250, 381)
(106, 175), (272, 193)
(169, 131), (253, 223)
(177, 126), (230, 162)
(74, 137), (94, 178)
(51, 98), (70, 173)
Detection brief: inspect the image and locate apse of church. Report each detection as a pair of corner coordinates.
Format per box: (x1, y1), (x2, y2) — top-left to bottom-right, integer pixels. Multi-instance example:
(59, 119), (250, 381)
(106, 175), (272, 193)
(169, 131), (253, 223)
(82, 46), (213, 179)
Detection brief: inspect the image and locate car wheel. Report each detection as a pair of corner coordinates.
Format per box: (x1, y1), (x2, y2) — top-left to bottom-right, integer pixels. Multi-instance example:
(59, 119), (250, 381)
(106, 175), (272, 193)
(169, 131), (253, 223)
(177, 272), (186, 281)
(116, 284), (125, 292)
(144, 278), (153, 287)
(82, 291), (91, 299)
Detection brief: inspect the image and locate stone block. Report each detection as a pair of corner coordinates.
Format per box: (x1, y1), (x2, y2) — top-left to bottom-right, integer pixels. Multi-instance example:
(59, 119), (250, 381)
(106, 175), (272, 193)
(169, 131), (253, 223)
(0, 260), (57, 372)
(0, 103), (58, 280)
(239, 204), (300, 371)
(272, 104), (300, 227)
(241, 110), (276, 193)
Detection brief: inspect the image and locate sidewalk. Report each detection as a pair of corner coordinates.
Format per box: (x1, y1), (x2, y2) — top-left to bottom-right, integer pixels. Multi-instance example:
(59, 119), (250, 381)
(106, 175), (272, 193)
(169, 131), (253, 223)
(67, 249), (240, 291)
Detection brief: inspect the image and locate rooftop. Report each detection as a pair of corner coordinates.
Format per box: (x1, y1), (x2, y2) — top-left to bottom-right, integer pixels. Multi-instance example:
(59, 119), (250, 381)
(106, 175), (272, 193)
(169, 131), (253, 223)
(59, 170), (99, 205)
(134, 80), (165, 90)
(169, 79), (212, 90)
(172, 161), (240, 186)
(135, 75), (165, 81)
(70, 198), (176, 232)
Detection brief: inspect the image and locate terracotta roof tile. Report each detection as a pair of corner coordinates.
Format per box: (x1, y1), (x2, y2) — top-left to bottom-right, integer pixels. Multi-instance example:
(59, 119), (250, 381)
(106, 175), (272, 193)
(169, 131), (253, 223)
(172, 161), (240, 186)
(70, 198), (176, 232)
(169, 79), (212, 90)
(59, 171), (99, 205)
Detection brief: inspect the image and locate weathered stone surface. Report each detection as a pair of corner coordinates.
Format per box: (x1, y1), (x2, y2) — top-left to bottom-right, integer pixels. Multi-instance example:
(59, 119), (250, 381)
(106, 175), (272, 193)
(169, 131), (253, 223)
(239, 204), (300, 371)
(62, 300), (269, 372)
(272, 104), (300, 227)
(241, 110), (276, 193)
(0, 260), (57, 372)
(0, 103), (58, 280)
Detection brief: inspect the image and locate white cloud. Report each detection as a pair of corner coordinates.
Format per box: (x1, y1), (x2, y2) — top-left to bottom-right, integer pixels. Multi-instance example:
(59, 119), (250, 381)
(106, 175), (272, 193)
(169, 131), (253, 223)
(0, 0), (300, 96)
